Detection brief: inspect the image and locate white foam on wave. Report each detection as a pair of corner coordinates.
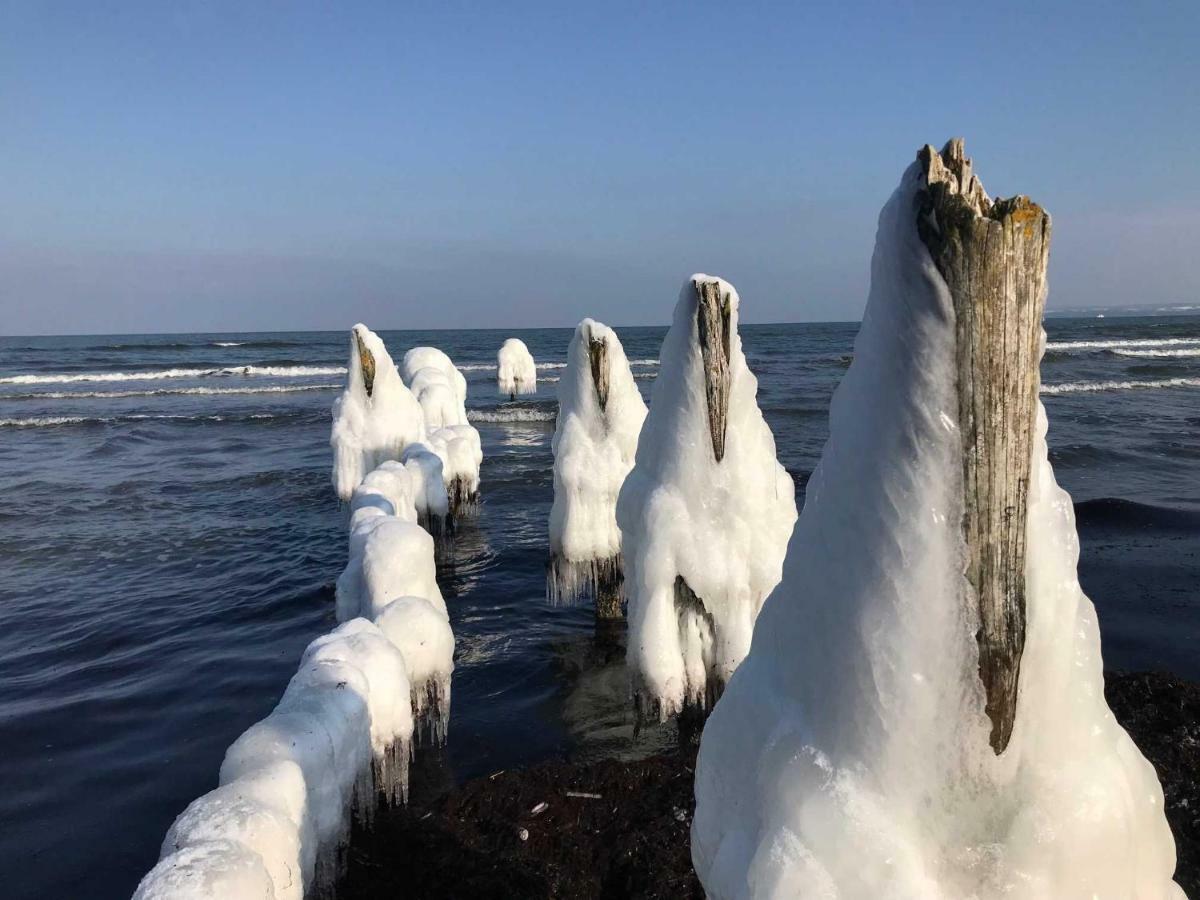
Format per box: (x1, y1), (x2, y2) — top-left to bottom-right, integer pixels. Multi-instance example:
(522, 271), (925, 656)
(1042, 377), (1200, 395)
(1113, 348), (1200, 358)
(467, 407), (556, 423)
(1047, 337), (1200, 352)
(212, 341), (246, 347)
(0, 365), (347, 386)
(458, 361), (572, 372)
(0, 383), (340, 401)
(0, 412), (296, 428)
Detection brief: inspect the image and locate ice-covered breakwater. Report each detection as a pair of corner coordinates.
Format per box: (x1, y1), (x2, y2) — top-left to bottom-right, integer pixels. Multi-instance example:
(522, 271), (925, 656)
(692, 142), (1183, 898)
(547, 319), (647, 618)
(331, 326), (482, 524)
(497, 337), (537, 398)
(617, 275), (796, 722)
(135, 455), (455, 899)
(136, 332), (462, 899)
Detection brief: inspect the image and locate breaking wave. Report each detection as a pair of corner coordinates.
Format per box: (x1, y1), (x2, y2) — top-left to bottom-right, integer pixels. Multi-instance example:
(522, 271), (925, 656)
(467, 407), (557, 423)
(1112, 348), (1200, 359)
(1042, 377), (1200, 395)
(1047, 337), (1200, 352)
(0, 383), (340, 401)
(0, 365), (347, 386)
(0, 412), (309, 428)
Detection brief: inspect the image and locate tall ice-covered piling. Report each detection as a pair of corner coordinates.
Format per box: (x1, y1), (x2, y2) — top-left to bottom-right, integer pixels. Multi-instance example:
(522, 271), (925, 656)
(916, 138), (1051, 753)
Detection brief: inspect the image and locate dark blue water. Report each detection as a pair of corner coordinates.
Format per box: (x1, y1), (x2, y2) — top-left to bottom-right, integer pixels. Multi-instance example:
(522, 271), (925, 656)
(1, 319), (1198, 899)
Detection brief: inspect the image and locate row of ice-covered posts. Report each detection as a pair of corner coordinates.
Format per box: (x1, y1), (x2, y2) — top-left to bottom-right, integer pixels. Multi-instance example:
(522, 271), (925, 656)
(135, 139), (1184, 898)
(131, 336), (491, 898)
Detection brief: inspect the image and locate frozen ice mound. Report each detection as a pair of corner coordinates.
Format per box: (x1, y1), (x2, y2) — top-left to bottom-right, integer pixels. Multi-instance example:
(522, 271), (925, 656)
(497, 337), (537, 397)
(547, 318), (647, 616)
(616, 275), (796, 721)
(691, 156), (1183, 900)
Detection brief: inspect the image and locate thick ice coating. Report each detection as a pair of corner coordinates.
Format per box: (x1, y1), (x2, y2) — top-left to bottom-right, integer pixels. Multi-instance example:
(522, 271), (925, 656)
(692, 153), (1183, 899)
(132, 840), (277, 900)
(401, 346), (483, 512)
(337, 514), (444, 623)
(134, 618), (418, 900)
(548, 319), (647, 616)
(616, 276), (796, 719)
(375, 595), (455, 745)
(497, 337), (537, 397)
(330, 325), (426, 501)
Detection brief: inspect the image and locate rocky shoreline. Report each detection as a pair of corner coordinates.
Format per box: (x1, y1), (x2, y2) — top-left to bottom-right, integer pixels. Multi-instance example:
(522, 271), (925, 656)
(339, 671), (1199, 899)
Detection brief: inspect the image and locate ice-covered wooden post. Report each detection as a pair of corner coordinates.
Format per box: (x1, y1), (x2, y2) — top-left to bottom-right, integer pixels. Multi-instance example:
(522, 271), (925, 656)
(916, 139), (1051, 753)
(548, 319), (647, 620)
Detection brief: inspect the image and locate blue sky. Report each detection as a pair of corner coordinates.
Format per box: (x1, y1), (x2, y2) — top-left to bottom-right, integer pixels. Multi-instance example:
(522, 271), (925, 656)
(2, 1), (1197, 334)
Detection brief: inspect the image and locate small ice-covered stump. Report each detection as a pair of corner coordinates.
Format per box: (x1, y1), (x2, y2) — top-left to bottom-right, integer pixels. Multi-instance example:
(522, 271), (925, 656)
(330, 324), (426, 501)
(402, 346), (483, 514)
(497, 337), (537, 398)
(692, 141), (1184, 900)
(616, 276), (796, 721)
(547, 319), (647, 619)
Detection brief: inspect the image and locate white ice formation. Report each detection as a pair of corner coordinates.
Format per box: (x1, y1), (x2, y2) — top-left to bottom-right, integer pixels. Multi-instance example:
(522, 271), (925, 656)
(336, 460), (454, 741)
(139, 455), (456, 898)
(330, 325), (426, 502)
(616, 276), (796, 720)
(135, 618), (415, 899)
(497, 337), (537, 397)
(548, 319), (647, 617)
(401, 346), (483, 511)
(691, 151), (1182, 899)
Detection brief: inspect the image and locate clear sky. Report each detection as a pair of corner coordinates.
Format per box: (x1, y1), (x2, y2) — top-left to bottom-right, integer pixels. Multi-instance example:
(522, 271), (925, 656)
(2, 1), (1197, 335)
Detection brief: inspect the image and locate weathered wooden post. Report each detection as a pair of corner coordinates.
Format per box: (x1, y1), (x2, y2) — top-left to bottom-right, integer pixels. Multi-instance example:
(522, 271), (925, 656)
(354, 330), (376, 398)
(916, 138), (1051, 753)
(695, 280), (732, 463)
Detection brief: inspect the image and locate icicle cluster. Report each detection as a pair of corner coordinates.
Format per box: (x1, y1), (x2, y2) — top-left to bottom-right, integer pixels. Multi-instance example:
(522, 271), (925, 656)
(497, 337), (537, 397)
(402, 347), (483, 514)
(692, 157), (1183, 899)
(547, 319), (647, 617)
(616, 276), (796, 721)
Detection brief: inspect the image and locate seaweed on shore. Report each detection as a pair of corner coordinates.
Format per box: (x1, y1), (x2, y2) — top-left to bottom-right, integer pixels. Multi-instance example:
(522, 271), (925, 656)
(337, 671), (1197, 899)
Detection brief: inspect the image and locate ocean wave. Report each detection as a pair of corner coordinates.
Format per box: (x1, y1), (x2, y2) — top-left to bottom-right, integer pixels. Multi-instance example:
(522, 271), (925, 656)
(1046, 337), (1200, 352)
(1112, 348), (1200, 359)
(627, 359), (660, 367)
(458, 361), (568, 372)
(1041, 377), (1200, 395)
(0, 365), (346, 385)
(0, 383), (340, 401)
(467, 408), (557, 423)
(211, 341), (245, 347)
(1073, 497), (1200, 532)
(0, 412), (306, 428)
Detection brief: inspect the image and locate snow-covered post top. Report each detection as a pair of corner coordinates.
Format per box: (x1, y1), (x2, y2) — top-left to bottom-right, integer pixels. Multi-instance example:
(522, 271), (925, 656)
(691, 144), (1182, 899)
(547, 319), (648, 614)
(497, 338), (537, 398)
(616, 275), (796, 720)
(330, 325), (426, 501)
